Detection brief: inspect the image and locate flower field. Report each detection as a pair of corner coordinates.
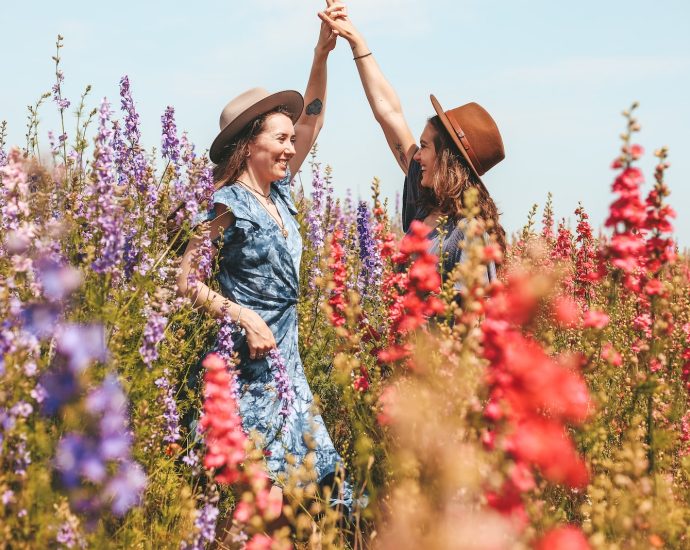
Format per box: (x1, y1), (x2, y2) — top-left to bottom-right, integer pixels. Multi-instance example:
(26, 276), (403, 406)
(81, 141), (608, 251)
(1, 40), (690, 549)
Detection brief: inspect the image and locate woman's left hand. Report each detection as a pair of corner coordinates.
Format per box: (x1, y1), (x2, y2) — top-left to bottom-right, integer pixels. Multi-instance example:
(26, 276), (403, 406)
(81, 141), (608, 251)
(315, 1), (346, 55)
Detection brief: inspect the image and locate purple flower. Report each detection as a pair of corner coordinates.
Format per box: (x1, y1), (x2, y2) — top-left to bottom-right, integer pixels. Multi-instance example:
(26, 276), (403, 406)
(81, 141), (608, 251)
(39, 367), (80, 415)
(1, 490), (13, 505)
(87, 98), (125, 276)
(119, 76), (141, 146)
(56, 518), (85, 549)
(154, 370), (181, 444)
(103, 461), (147, 516)
(305, 163), (326, 290)
(161, 106), (180, 165)
(356, 201), (383, 298)
(20, 302), (61, 340)
(268, 348), (295, 421)
(56, 324), (107, 373)
(139, 303), (169, 368)
(56, 433), (107, 486)
(34, 257), (82, 302)
(52, 69), (71, 111)
(181, 501), (219, 550)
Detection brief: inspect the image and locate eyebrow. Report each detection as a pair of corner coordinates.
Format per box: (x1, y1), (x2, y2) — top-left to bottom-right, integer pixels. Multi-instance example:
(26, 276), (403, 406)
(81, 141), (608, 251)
(273, 131), (295, 138)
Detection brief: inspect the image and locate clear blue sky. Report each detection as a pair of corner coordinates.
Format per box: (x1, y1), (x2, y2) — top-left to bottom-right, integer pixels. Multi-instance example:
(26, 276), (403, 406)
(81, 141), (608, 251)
(3, 0), (689, 245)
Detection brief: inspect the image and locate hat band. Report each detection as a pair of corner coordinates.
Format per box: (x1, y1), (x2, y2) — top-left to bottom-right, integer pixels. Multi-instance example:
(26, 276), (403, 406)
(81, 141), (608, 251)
(448, 115), (485, 176)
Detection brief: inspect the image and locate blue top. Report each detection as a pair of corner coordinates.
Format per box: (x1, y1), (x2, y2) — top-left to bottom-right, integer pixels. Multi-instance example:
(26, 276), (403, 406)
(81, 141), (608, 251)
(402, 158), (496, 283)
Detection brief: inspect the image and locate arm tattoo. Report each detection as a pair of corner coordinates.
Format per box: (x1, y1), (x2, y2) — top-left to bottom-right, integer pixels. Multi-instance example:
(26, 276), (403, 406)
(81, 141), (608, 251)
(305, 98), (323, 116)
(395, 143), (407, 167)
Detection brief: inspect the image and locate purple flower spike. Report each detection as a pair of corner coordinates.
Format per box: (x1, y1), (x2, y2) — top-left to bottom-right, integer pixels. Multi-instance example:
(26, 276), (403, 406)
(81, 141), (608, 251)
(268, 348), (295, 421)
(104, 461), (147, 516)
(356, 201), (383, 298)
(56, 324), (107, 373)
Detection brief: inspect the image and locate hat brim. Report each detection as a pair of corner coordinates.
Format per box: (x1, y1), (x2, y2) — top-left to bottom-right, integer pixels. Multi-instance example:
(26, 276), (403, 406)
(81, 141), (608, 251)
(430, 94), (486, 189)
(209, 90), (304, 164)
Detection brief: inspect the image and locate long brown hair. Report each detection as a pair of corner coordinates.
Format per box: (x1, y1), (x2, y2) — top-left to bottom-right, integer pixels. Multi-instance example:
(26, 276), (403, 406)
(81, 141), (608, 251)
(419, 115), (506, 253)
(212, 105), (293, 188)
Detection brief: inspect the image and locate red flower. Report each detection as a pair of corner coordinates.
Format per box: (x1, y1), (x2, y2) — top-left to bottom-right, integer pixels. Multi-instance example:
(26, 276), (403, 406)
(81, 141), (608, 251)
(200, 353), (247, 484)
(536, 525), (591, 550)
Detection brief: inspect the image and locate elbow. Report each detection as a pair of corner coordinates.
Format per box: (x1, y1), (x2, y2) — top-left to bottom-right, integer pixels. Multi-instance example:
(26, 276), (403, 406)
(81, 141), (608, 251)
(373, 105), (403, 125)
(176, 273), (188, 298)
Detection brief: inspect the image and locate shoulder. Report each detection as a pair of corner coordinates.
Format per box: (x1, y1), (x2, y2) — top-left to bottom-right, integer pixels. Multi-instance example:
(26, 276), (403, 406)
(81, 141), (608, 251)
(212, 184), (253, 221)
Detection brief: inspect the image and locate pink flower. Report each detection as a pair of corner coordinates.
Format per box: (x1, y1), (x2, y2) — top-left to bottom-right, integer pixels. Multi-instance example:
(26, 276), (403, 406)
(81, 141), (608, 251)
(553, 296), (581, 328)
(583, 310), (609, 329)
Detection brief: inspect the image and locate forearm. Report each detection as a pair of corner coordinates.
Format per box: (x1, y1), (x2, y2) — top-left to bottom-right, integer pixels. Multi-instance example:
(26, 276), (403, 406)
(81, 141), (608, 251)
(350, 37), (404, 123)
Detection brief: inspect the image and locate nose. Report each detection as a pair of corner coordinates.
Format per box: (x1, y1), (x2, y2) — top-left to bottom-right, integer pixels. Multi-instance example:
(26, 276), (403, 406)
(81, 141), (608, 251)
(285, 141), (296, 157)
(413, 147), (421, 162)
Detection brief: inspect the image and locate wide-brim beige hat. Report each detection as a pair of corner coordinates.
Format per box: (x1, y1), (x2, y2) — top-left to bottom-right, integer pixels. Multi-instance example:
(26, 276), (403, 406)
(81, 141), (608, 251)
(430, 94), (505, 186)
(209, 87), (304, 163)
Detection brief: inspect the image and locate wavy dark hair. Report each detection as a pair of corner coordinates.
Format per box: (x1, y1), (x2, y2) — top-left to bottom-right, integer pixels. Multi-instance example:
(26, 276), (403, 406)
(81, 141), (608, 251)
(418, 115), (506, 253)
(212, 105), (294, 189)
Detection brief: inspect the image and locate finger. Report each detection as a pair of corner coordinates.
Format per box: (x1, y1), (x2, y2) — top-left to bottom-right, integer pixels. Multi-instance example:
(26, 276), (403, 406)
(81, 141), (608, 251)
(318, 11), (337, 26)
(324, 0), (336, 7)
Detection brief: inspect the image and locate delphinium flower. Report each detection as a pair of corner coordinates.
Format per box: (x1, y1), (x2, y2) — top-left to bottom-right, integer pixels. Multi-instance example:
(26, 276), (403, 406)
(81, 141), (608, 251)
(305, 162), (326, 289)
(574, 204), (598, 303)
(540, 192), (555, 243)
(199, 353), (247, 484)
(481, 269), (592, 527)
(174, 132), (215, 227)
(603, 107), (647, 292)
(268, 348), (295, 421)
(185, 227), (214, 290)
(0, 148), (30, 236)
(139, 297), (170, 368)
(326, 229), (347, 327)
(181, 500), (220, 550)
(87, 99), (125, 278)
(154, 369), (181, 445)
(54, 376), (147, 521)
(0, 120), (8, 167)
(356, 201), (383, 299)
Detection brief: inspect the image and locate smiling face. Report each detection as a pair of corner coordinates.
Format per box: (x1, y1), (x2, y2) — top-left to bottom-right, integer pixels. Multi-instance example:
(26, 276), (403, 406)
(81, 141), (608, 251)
(413, 122), (439, 188)
(247, 112), (296, 183)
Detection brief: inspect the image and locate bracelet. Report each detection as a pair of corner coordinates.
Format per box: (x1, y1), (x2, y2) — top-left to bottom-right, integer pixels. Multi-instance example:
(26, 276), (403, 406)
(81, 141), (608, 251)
(236, 306), (243, 326)
(353, 52), (372, 61)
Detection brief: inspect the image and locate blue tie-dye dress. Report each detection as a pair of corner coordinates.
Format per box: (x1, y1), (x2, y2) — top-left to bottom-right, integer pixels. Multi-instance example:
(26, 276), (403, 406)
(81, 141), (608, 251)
(206, 173), (348, 497)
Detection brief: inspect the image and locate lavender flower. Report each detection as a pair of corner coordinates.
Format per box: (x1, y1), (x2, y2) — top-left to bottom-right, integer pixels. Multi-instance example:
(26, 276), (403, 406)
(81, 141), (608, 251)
(269, 348), (295, 421)
(52, 69), (71, 111)
(104, 461), (147, 516)
(119, 76), (141, 146)
(0, 121), (8, 167)
(139, 303), (169, 368)
(161, 106), (180, 165)
(54, 376), (147, 521)
(0, 149), (30, 236)
(181, 501), (219, 550)
(356, 201), (383, 298)
(56, 516), (85, 549)
(56, 324), (107, 373)
(88, 98), (125, 276)
(155, 369), (181, 444)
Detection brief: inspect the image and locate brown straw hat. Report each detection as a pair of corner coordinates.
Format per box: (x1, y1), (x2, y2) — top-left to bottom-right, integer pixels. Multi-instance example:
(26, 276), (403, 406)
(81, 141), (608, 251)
(209, 87), (304, 163)
(430, 95), (505, 184)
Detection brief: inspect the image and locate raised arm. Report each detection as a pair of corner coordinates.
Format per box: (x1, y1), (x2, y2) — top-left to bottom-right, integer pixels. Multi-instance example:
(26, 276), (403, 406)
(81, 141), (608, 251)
(318, 5), (417, 174)
(289, 8), (338, 177)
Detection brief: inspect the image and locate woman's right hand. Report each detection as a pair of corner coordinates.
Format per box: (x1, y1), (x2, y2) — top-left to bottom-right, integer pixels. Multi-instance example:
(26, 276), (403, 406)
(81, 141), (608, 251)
(239, 308), (276, 360)
(318, 2), (365, 52)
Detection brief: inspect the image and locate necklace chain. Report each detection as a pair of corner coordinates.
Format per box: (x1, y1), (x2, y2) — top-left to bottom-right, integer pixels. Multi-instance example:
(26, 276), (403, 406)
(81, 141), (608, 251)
(235, 180), (289, 238)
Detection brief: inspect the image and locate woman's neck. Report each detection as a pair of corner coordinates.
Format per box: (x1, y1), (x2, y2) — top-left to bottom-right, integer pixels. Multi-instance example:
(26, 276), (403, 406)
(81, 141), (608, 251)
(237, 169), (271, 196)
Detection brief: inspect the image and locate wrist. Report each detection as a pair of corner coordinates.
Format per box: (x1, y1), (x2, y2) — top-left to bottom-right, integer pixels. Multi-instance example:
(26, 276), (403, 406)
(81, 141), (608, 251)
(313, 48), (330, 62)
(350, 36), (367, 55)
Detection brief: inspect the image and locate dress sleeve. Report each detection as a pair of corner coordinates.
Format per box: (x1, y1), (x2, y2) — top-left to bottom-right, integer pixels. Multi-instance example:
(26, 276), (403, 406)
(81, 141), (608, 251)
(210, 185), (258, 246)
(270, 169), (298, 215)
(402, 159), (423, 232)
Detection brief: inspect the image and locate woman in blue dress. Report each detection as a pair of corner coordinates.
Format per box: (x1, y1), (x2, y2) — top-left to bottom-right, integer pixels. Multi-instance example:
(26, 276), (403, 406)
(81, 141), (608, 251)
(177, 5), (353, 531)
(320, 4), (507, 279)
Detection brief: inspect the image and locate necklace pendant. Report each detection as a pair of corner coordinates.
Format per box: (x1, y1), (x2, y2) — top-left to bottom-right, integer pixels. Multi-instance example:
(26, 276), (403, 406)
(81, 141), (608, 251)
(281, 228), (289, 238)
